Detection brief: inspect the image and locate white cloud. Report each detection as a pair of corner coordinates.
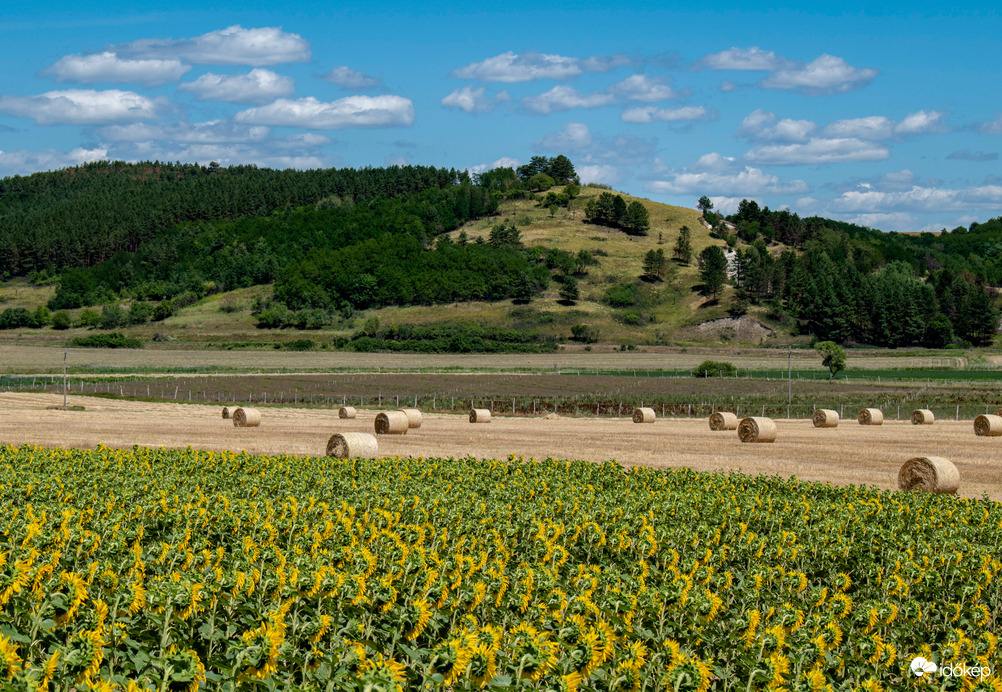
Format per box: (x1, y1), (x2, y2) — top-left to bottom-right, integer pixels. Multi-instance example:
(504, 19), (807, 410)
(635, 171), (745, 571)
(822, 116), (894, 140)
(976, 115), (1002, 135)
(761, 54), (877, 94)
(607, 74), (677, 102)
(322, 66), (382, 90)
(441, 86), (495, 114)
(0, 146), (107, 176)
(115, 25), (310, 66)
(453, 51), (581, 82)
(522, 86), (614, 114)
(0, 89), (159, 125)
(533, 122), (594, 151)
(692, 153), (736, 172)
(736, 109), (816, 142)
(179, 69), (294, 104)
(647, 159), (808, 196)
(830, 183), (1002, 213)
(718, 81), (737, 92)
(894, 109), (947, 135)
(698, 46), (789, 71)
(621, 105), (710, 123)
(97, 120), (271, 144)
(577, 164), (621, 185)
(744, 138), (889, 165)
(234, 95), (414, 129)
(491, 156), (520, 169)
(452, 51), (630, 83)
(840, 212), (919, 230)
(44, 51), (190, 86)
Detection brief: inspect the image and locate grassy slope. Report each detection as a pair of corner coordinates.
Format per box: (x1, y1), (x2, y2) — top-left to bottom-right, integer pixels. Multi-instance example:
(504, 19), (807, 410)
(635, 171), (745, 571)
(0, 187), (788, 347)
(373, 185), (760, 345)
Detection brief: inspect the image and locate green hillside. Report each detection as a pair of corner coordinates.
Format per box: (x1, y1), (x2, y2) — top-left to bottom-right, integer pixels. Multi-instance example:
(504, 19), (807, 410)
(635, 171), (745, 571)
(0, 160), (999, 351)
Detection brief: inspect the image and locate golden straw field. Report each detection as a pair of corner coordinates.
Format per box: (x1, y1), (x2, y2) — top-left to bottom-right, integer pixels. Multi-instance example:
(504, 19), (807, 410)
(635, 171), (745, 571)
(1, 392), (1000, 500)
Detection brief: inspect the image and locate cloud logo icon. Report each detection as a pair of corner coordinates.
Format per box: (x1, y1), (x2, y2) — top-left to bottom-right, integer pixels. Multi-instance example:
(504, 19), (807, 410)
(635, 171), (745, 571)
(910, 657), (937, 677)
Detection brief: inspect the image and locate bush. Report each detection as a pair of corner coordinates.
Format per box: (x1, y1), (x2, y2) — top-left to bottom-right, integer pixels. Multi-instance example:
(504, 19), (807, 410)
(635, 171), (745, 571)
(570, 324), (600, 343)
(284, 339), (316, 351)
(51, 311), (72, 330)
(77, 309), (101, 328)
(0, 308), (33, 330)
(100, 304), (125, 330)
(69, 332), (143, 349)
(605, 283), (638, 308)
(619, 310), (645, 326)
(693, 360), (737, 377)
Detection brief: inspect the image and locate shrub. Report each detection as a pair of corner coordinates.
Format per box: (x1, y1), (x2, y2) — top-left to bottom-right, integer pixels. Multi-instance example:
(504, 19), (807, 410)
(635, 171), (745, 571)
(51, 310), (72, 330)
(77, 309), (101, 328)
(570, 324), (600, 343)
(693, 360), (738, 377)
(0, 308), (33, 330)
(69, 332), (143, 349)
(605, 283), (638, 308)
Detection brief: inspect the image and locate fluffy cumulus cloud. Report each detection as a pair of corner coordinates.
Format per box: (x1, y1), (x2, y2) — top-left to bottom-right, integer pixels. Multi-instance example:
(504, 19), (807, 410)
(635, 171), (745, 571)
(0, 146), (108, 176)
(114, 25), (310, 66)
(761, 54), (877, 94)
(234, 95), (414, 129)
(606, 74), (676, 102)
(744, 138), (889, 165)
(452, 51), (630, 82)
(43, 52), (190, 86)
(737, 109), (816, 142)
(577, 164), (622, 185)
(97, 120), (271, 144)
(178, 69), (294, 104)
(647, 154), (808, 196)
(322, 66), (382, 90)
(441, 86), (497, 114)
(830, 182), (1002, 213)
(698, 46), (789, 71)
(467, 156), (522, 174)
(732, 109), (947, 165)
(533, 122), (594, 151)
(522, 86), (614, 114)
(621, 105), (709, 123)
(0, 89), (159, 125)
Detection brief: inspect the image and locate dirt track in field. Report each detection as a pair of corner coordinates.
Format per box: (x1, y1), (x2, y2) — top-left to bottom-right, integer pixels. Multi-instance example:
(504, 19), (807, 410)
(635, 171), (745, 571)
(1, 393), (999, 500)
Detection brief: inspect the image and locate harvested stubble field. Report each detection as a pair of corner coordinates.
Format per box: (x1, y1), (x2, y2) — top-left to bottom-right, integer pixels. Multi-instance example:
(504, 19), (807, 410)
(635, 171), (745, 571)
(2, 392), (999, 500)
(0, 342), (973, 374)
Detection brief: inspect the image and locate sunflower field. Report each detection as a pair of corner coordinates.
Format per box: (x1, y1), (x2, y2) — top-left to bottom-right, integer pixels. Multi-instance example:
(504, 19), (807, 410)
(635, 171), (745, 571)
(0, 443), (999, 691)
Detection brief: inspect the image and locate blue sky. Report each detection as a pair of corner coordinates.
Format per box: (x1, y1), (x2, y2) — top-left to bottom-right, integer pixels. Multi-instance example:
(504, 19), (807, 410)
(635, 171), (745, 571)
(1, 1), (1000, 232)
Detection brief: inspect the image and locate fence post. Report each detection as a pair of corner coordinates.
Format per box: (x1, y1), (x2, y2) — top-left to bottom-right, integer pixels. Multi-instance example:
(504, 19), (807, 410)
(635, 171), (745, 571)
(956, 404), (959, 420)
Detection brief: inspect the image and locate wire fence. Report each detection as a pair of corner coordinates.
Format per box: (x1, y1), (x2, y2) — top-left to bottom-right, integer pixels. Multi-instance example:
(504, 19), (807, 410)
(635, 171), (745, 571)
(3, 375), (1000, 422)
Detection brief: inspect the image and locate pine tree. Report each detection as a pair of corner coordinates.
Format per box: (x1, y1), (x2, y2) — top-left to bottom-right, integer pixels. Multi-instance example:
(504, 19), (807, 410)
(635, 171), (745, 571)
(698, 246), (728, 300)
(673, 226), (693, 265)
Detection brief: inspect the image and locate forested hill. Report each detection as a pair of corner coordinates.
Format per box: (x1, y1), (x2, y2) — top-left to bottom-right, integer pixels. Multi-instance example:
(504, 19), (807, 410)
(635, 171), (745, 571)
(0, 161), (474, 275)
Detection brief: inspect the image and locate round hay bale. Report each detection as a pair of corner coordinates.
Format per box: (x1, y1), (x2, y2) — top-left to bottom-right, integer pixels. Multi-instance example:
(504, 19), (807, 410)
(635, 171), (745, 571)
(470, 408), (491, 423)
(974, 414), (1002, 437)
(375, 411), (408, 435)
(857, 408), (884, 425)
(994, 408), (1002, 417)
(898, 456), (960, 494)
(738, 417), (777, 443)
(398, 408), (422, 429)
(708, 412), (738, 431)
(338, 406), (357, 420)
(812, 409), (839, 428)
(632, 407), (656, 423)
(221, 406), (234, 419)
(911, 409), (935, 425)
(232, 407), (261, 427)
(326, 432), (379, 459)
